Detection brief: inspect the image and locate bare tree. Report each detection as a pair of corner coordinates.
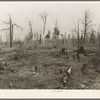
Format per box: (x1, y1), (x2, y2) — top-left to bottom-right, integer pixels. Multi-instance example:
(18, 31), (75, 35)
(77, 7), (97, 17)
(28, 21), (33, 45)
(81, 8), (93, 43)
(61, 34), (64, 45)
(73, 19), (80, 62)
(77, 19), (80, 62)
(29, 21), (33, 35)
(0, 14), (22, 48)
(71, 29), (75, 46)
(40, 11), (48, 35)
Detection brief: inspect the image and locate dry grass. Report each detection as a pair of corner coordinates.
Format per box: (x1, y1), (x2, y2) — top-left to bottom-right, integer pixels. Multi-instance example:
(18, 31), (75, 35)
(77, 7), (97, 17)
(0, 43), (100, 89)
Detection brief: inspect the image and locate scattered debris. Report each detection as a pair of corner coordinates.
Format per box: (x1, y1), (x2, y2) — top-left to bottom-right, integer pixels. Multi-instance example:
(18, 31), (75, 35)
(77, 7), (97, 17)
(62, 67), (72, 85)
(66, 67), (72, 76)
(0, 44), (99, 89)
(62, 75), (68, 85)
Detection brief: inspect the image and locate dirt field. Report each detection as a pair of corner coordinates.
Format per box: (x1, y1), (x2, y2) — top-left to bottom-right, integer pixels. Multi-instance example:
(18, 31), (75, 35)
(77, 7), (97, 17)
(0, 43), (100, 89)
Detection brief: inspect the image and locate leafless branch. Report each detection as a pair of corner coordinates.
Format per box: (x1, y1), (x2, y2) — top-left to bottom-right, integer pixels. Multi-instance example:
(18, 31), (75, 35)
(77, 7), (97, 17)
(0, 28), (9, 32)
(0, 20), (10, 25)
(39, 11), (49, 35)
(13, 23), (23, 31)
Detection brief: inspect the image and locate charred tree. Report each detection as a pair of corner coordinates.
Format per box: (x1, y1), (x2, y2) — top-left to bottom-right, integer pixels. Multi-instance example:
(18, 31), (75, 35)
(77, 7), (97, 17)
(0, 14), (22, 48)
(73, 19), (80, 62)
(77, 19), (80, 62)
(81, 8), (93, 44)
(39, 11), (48, 44)
(28, 21), (33, 45)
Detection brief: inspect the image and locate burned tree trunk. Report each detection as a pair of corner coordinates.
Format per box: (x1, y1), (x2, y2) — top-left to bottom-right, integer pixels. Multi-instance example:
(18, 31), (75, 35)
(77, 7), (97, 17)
(1, 14), (22, 48)
(77, 19), (80, 62)
(81, 9), (93, 44)
(10, 19), (12, 48)
(39, 11), (49, 44)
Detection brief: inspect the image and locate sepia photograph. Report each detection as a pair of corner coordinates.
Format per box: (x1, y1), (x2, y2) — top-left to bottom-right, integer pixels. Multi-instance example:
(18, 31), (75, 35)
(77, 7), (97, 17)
(0, 1), (100, 93)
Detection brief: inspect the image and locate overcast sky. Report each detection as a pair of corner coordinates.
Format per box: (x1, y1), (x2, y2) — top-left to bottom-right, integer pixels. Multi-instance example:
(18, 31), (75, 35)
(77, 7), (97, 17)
(0, 2), (100, 41)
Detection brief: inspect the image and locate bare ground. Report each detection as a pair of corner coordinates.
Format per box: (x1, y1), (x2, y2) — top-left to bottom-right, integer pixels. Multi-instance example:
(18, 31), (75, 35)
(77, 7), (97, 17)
(0, 44), (100, 89)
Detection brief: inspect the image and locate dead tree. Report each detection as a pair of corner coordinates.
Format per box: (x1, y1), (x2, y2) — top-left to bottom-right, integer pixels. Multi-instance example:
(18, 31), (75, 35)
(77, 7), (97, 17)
(77, 19), (80, 62)
(81, 8), (93, 43)
(73, 19), (80, 62)
(0, 14), (22, 48)
(61, 34), (64, 45)
(29, 21), (33, 35)
(28, 21), (33, 45)
(71, 29), (75, 46)
(39, 11), (48, 44)
(40, 11), (48, 35)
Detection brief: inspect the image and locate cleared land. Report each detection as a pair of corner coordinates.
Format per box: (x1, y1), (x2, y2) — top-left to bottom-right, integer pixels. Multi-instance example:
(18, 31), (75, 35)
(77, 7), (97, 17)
(0, 43), (100, 89)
